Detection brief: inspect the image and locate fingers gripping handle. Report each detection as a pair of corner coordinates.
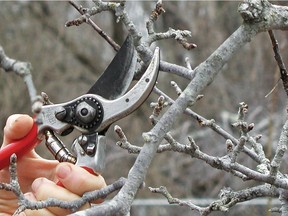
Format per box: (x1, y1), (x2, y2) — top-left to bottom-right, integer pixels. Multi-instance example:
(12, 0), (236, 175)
(56, 166), (96, 187)
(0, 122), (40, 170)
(56, 134), (104, 187)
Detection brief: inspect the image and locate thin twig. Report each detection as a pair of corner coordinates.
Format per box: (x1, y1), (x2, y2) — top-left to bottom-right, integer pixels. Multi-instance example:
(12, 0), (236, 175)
(149, 184), (279, 216)
(146, 0), (166, 35)
(153, 86), (260, 163)
(68, 1), (120, 52)
(0, 46), (42, 114)
(268, 30), (288, 97)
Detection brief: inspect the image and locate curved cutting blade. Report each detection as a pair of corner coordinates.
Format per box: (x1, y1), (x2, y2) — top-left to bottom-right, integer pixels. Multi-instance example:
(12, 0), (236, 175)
(87, 36), (137, 100)
(96, 47), (160, 132)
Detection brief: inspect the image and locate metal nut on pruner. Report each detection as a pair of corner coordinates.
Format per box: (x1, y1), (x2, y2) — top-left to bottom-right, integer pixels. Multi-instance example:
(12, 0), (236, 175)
(76, 101), (96, 123)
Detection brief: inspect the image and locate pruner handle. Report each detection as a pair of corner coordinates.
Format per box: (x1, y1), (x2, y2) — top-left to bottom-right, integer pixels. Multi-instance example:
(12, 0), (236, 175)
(0, 121), (40, 170)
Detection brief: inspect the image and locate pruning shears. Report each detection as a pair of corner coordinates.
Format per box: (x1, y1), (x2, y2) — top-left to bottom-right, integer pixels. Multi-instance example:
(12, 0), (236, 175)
(0, 36), (160, 176)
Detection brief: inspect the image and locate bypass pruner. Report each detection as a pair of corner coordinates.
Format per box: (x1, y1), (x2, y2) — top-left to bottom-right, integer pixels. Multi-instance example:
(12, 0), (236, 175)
(0, 36), (160, 176)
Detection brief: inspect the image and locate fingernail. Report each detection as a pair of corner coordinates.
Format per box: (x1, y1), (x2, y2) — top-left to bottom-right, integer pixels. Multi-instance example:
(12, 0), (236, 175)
(24, 192), (34, 200)
(56, 164), (71, 179)
(31, 178), (45, 192)
(8, 114), (22, 128)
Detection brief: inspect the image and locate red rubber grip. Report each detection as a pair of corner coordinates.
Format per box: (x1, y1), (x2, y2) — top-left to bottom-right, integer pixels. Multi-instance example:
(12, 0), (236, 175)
(0, 122), (40, 170)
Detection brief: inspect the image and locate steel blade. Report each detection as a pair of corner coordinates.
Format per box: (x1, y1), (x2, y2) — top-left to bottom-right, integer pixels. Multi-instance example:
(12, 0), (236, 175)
(87, 36), (136, 99)
(96, 47), (160, 132)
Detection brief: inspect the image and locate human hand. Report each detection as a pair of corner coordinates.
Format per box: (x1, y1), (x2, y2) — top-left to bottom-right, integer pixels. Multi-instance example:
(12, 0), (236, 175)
(0, 114), (106, 216)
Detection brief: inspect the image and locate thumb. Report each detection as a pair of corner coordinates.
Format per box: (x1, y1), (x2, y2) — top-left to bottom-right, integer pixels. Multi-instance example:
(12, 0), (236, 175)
(2, 114), (34, 147)
(55, 163), (106, 197)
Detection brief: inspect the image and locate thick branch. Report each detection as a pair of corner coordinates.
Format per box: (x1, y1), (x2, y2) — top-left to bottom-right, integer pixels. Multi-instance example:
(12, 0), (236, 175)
(238, 0), (288, 30)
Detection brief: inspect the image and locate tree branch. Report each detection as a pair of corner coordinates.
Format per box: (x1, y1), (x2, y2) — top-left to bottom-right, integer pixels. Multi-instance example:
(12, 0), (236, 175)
(67, 1), (120, 52)
(268, 30), (288, 96)
(0, 46), (42, 114)
(149, 184), (279, 216)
